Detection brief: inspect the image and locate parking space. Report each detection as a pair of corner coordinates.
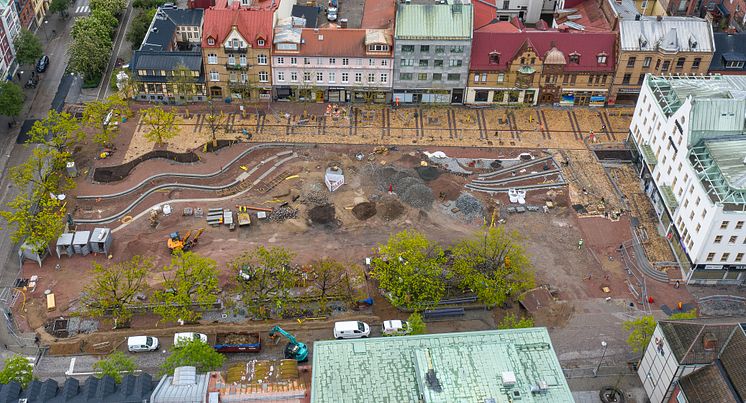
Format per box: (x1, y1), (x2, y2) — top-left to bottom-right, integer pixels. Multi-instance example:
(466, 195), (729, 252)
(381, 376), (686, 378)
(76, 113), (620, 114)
(313, 0), (364, 28)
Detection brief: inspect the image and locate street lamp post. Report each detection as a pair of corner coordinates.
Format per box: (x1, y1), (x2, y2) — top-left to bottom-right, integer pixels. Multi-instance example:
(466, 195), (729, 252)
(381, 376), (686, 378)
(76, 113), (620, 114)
(593, 341), (608, 377)
(42, 20), (49, 41)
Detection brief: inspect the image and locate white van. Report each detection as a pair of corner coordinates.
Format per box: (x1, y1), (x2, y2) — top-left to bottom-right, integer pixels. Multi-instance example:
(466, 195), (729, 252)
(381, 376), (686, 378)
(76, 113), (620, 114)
(127, 336), (159, 352)
(333, 321), (370, 339)
(173, 332), (207, 347)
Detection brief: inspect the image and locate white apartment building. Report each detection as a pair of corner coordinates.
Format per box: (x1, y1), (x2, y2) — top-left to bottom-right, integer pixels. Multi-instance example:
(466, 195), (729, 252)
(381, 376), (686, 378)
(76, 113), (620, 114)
(492, 0), (557, 24)
(0, 0), (21, 80)
(628, 74), (746, 284)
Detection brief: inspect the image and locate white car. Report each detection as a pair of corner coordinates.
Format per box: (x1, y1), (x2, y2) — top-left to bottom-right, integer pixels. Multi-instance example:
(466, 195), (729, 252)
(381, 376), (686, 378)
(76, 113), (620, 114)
(127, 336), (159, 352)
(173, 332), (208, 347)
(327, 7), (338, 21)
(382, 320), (411, 336)
(333, 321), (370, 339)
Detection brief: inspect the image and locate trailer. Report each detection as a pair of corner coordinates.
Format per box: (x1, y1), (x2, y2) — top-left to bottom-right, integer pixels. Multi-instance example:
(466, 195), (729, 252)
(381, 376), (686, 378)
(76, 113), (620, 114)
(214, 332), (261, 353)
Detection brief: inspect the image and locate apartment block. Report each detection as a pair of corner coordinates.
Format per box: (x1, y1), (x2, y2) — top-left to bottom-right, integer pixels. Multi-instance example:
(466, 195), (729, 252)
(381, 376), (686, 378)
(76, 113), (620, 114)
(0, 0), (20, 80)
(272, 22), (393, 103)
(628, 75), (746, 284)
(611, 16), (714, 104)
(392, 0), (473, 104)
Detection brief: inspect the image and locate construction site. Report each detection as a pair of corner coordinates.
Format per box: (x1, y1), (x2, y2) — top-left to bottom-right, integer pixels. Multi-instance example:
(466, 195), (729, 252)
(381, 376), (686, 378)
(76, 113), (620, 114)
(11, 103), (693, 369)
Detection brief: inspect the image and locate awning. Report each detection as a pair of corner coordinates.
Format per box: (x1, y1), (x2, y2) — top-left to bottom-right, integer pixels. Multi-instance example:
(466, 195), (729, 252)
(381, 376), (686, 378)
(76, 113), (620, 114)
(659, 185), (679, 210)
(640, 144), (657, 166)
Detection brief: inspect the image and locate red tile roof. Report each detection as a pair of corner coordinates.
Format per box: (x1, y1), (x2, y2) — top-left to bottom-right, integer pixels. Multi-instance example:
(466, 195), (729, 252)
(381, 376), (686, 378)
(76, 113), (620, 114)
(470, 30), (616, 72)
(297, 28), (391, 58)
(360, 0), (396, 29)
(473, 0), (497, 31)
(202, 6), (273, 48)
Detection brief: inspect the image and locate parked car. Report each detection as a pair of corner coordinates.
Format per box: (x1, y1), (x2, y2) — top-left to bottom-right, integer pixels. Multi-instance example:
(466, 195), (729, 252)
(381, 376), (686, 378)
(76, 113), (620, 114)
(382, 320), (411, 336)
(327, 6), (338, 21)
(333, 321), (370, 339)
(173, 332), (208, 347)
(36, 55), (49, 73)
(127, 336), (159, 352)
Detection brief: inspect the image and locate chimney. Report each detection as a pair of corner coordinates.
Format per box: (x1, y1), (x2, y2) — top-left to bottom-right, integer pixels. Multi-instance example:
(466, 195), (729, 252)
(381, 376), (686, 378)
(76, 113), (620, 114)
(656, 15), (663, 21)
(703, 333), (717, 351)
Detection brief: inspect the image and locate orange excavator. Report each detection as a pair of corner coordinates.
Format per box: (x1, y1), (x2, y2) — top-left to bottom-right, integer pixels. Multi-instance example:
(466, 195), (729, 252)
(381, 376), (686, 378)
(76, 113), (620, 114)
(167, 228), (205, 253)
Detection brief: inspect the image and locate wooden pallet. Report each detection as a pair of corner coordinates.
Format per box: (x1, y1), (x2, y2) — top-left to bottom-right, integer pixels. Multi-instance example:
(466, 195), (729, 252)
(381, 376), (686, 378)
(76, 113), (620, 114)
(255, 170), (290, 194)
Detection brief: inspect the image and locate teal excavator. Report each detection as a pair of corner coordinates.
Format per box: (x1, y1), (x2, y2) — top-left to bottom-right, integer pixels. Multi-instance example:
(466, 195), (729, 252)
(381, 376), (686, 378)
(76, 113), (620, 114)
(269, 326), (309, 362)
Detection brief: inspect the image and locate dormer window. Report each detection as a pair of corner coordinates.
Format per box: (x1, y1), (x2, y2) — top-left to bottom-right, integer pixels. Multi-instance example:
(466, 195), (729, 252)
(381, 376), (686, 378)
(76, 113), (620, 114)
(639, 34), (648, 48)
(489, 51), (500, 64)
(258, 39), (265, 46)
(368, 44), (389, 52)
(569, 53), (580, 64)
(207, 37), (215, 45)
(597, 53), (607, 64)
(232, 39), (239, 48)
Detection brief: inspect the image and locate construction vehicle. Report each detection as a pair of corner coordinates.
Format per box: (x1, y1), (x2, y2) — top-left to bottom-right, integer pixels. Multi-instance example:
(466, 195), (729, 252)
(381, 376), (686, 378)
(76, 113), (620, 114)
(167, 228), (204, 253)
(269, 326), (308, 362)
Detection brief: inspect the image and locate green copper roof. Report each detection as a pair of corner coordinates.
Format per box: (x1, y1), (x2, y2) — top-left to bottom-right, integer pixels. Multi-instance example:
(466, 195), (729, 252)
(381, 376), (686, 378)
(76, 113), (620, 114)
(395, 3), (473, 40)
(310, 328), (573, 403)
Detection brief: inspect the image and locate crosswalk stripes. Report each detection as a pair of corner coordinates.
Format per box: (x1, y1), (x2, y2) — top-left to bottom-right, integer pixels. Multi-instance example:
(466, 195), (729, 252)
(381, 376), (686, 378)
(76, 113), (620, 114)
(74, 5), (89, 14)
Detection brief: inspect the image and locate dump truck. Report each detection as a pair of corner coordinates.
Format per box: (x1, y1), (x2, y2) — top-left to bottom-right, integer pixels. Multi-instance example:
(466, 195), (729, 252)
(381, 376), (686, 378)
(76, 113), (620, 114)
(214, 331), (261, 353)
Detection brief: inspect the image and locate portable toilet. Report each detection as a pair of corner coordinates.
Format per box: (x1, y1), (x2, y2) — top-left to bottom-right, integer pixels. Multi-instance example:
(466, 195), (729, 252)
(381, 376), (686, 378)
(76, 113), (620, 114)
(55, 233), (74, 258)
(72, 231), (91, 256)
(19, 239), (48, 268)
(89, 228), (112, 254)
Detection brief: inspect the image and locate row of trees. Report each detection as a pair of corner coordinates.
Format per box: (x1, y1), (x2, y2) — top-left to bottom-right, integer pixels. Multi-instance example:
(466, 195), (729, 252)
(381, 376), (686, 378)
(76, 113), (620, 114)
(371, 227), (536, 310)
(68, 0), (127, 83)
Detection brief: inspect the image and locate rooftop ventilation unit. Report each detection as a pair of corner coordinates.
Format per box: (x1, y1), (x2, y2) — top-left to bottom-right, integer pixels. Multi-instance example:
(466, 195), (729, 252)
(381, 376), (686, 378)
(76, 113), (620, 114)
(501, 371), (517, 387)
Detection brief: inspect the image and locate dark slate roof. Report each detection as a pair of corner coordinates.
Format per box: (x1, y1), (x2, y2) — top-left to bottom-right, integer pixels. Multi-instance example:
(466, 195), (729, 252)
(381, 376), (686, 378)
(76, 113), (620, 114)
(719, 327), (746, 400)
(659, 321), (735, 364)
(4, 374), (155, 403)
(678, 363), (739, 403)
(131, 49), (203, 71)
(710, 32), (746, 72)
(140, 8), (203, 51)
(0, 381), (22, 403)
(291, 5), (320, 28)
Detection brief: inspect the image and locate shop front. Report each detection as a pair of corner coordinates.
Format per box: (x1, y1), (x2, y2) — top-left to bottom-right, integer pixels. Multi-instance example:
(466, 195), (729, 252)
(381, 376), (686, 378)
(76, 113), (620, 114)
(392, 89), (452, 104)
(560, 89), (608, 106)
(464, 87), (538, 105)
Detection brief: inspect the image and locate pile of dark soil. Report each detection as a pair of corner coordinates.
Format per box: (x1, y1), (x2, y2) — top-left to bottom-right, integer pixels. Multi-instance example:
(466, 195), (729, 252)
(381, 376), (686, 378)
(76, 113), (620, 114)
(416, 166), (441, 181)
(308, 204), (336, 225)
(379, 199), (405, 221)
(352, 202), (377, 220)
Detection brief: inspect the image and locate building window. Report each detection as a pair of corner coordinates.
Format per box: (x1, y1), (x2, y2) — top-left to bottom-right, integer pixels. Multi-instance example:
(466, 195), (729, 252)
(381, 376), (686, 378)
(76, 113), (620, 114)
(569, 53), (580, 64)
(369, 59), (375, 66)
(489, 51), (500, 64)
(257, 54), (268, 65)
(661, 60), (670, 71)
(626, 57), (636, 68)
(258, 71), (268, 82)
(290, 72), (297, 82)
(715, 235), (723, 243)
(449, 59), (462, 67)
(706, 253), (715, 262)
(368, 44), (389, 51)
(208, 54), (218, 64)
(736, 221), (744, 230)
(381, 59), (388, 66)
(400, 73), (412, 80)
(695, 223), (701, 232)
(435, 46), (445, 54)
(209, 71), (219, 81)
(380, 73), (388, 83)
(622, 74), (631, 85)
(676, 57), (685, 69)
(367, 73), (375, 83)
(726, 61), (745, 69)
(692, 58), (701, 68)
(355, 73), (362, 83)
(737, 253), (744, 262)
(597, 54), (607, 64)
(342, 73), (348, 83)
(328, 72), (335, 83)
(447, 73), (460, 81)
(277, 57), (284, 64)
(432, 73), (442, 80)
(316, 72), (323, 82)
(419, 60), (428, 67)
(342, 58), (349, 65)
(450, 46), (464, 53)
(721, 253), (730, 262)
(400, 59), (414, 67)
(240, 72), (248, 82)
(303, 72), (311, 81)
(240, 55), (247, 66)
(401, 45), (414, 53)
(418, 73), (427, 80)
(228, 55), (235, 65)
(729, 236), (738, 244)
(497, 73), (505, 82)
(290, 57), (297, 64)
(721, 221), (730, 229)
(304, 58), (311, 65)
(434, 59), (443, 67)
(420, 45), (429, 52)
(643, 57), (651, 68)
(329, 58), (336, 64)
(277, 71), (284, 81)
(257, 39), (265, 46)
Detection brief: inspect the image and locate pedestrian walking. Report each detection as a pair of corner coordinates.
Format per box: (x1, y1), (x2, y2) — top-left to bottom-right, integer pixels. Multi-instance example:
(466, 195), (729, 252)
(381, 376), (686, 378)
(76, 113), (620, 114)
(578, 239), (584, 249)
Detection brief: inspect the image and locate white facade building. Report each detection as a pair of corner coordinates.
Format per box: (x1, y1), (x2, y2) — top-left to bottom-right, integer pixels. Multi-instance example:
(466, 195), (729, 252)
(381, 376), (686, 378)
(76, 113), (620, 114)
(629, 75), (746, 284)
(492, 0), (557, 24)
(0, 0), (21, 80)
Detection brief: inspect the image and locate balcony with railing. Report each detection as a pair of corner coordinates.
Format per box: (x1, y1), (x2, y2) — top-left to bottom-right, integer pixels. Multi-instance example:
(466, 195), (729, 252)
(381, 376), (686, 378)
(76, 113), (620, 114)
(225, 46), (248, 53)
(226, 63), (248, 70)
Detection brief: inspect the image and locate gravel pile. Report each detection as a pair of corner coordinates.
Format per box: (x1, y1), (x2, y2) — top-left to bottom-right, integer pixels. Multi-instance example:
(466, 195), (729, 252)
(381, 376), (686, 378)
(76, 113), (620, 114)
(270, 206), (299, 221)
(396, 176), (422, 192)
(455, 192), (485, 218)
(301, 189), (329, 206)
(401, 184), (434, 209)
